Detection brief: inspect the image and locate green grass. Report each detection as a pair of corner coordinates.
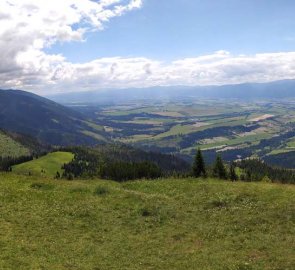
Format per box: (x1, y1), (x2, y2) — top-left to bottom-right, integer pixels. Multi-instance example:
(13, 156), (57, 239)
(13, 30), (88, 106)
(83, 121), (104, 131)
(199, 133), (273, 150)
(81, 130), (108, 142)
(0, 132), (30, 157)
(12, 151), (74, 177)
(152, 124), (195, 139)
(287, 137), (295, 148)
(152, 119), (249, 140)
(0, 174), (294, 269)
(267, 149), (295, 156)
(181, 133), (273, 154)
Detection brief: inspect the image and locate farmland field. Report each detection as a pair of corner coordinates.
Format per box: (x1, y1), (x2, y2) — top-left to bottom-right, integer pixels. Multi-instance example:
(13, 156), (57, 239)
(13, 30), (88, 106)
(70, 99), (295, 166)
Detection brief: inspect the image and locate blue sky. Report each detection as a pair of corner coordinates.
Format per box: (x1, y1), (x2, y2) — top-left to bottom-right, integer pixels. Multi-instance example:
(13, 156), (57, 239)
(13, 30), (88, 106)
(1, 0), (295, 93)
(48, 0), (295, 63)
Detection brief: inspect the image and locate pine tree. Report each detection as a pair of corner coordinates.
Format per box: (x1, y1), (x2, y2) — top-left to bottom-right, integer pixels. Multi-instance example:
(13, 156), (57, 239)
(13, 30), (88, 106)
(229, 162), (238, 181)
(213, 155), (227, 179)
(192, 148), (206, 178)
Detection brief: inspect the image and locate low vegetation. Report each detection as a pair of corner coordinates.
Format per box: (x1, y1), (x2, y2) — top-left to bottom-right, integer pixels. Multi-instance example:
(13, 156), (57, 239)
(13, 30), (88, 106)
(7, 146), (294, 185)
(0, 131), (30, 157)
(0, 173), (293, 269)
(12, 151), (74, 177)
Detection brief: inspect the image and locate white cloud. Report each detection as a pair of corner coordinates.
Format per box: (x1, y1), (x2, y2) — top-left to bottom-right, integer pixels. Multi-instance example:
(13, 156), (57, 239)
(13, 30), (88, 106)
(1, 1), (295, 93)
(37, 51), (295, 93)
(0, 0), (143, 90)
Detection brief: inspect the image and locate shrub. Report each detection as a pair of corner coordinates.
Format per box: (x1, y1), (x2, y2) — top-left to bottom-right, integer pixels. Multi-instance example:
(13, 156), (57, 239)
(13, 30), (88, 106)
(261, 175), (272, 183)
(94, 186), (109, 196)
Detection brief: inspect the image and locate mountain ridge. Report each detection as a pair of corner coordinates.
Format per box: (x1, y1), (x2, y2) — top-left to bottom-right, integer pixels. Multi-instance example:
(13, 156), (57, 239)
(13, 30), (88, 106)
(47, 79), (295, 104)
(0, 89), (108, 146)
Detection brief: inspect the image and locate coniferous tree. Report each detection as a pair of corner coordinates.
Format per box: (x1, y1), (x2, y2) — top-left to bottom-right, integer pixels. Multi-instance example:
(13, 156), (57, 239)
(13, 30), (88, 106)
(192, 148), (206, 178)
(229, 162), (238, 181)
(213, 155), (227, 179)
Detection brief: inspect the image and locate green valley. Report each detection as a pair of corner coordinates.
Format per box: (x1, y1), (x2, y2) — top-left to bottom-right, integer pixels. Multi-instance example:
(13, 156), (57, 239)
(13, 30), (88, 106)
(2, 2), (295, 269)
(70, 99), (295, 166)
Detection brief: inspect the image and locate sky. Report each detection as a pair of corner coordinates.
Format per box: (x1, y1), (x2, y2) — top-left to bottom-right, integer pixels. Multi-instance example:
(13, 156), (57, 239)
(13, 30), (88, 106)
(1, 0), (295, 94)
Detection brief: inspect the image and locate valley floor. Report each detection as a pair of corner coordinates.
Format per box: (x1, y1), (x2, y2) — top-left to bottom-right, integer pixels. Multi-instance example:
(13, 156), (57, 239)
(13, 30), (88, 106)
(0, 173), (294, 269)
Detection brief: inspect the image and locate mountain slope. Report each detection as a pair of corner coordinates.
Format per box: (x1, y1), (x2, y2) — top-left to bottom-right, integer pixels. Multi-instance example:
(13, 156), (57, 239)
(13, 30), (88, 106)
(69, 144), (191, 173)
(0, 89), (108, 145)
(0, 130), (30, 157)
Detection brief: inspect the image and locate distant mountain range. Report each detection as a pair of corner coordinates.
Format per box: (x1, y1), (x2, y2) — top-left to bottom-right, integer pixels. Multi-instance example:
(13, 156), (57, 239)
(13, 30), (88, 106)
(47, 79), (295, 104)
(1, 78), (295, 151)
(0, 89), (108, 146)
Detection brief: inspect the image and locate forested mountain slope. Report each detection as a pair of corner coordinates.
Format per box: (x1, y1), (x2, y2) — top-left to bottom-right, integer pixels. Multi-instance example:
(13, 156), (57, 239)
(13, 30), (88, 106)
(0, 89), (108, 146)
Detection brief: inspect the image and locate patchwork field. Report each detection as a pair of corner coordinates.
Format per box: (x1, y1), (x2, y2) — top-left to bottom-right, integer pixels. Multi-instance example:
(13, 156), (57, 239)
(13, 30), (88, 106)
(12, 151), (74, 177)
(71, 99), (295, 165)
(0, 174), (294, 269)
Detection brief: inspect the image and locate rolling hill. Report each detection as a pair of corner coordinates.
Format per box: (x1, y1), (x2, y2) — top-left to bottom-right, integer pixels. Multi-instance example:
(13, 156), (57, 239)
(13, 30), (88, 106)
(12, 151), (74, 177)
(0, 89), (108, 145)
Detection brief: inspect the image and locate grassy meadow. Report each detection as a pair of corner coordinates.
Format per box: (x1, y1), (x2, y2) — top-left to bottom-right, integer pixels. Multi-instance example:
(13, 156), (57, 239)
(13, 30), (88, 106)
(0, 173), (294, 269)
(12, 151), (74, 177)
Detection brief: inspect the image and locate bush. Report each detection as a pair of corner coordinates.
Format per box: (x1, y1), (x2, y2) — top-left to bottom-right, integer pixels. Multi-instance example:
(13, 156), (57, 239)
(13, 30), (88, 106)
(261, 175), (272, 183)
(94, 186), (109, 196)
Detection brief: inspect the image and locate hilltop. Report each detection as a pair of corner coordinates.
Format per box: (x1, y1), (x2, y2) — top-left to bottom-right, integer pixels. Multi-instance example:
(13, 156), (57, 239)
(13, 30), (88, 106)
(0, 173), (293, 269)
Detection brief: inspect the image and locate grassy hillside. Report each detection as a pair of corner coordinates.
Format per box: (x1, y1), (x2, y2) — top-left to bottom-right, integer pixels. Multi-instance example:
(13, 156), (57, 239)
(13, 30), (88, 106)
(0, 174), (293, 269)
(0, 131), (30, 157)
(12, 151), (74, 177)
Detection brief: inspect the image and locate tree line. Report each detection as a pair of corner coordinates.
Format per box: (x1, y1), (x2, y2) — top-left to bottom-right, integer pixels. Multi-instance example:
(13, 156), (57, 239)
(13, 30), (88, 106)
(60, 147), (295, 183)
(192, 148), (295, 184)
(60, 147), (237, 182)
(236, 159), (295, 184)
(60, 147), (162, 181)
(2, 145), (294, 184)
(192, 149), (237, 181)
(0, 151), (51, 172)
(0, 155), (33, 171)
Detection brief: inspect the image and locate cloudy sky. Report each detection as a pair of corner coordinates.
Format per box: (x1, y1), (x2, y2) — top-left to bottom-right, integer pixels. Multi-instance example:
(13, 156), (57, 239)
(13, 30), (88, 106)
(1, 0), (295, 94)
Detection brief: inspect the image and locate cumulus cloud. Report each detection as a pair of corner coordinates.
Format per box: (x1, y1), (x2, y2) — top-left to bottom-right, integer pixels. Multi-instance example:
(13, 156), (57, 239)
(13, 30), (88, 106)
(0, 0), (143, 90)
(1, 1), (295, 93)
(36, 51), (295, 93)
